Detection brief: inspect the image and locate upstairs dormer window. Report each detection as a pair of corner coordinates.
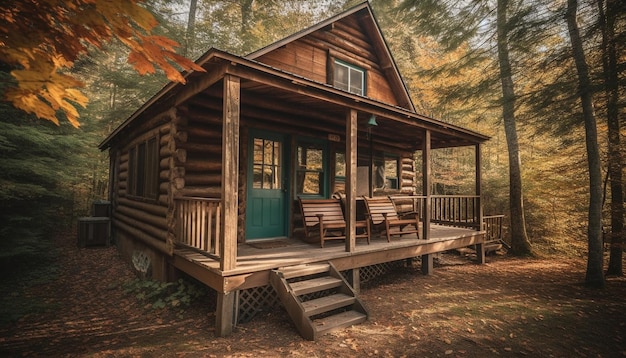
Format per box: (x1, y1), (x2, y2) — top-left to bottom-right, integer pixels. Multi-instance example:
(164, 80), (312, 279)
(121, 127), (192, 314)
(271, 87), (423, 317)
(333, 59), (365, 96)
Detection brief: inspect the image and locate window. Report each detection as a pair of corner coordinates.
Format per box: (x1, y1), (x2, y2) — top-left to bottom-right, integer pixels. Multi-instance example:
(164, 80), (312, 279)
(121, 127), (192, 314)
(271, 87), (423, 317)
(296, 142), (325, 196)
(127, 136), (159, 199)
(373, 155), (399, 191)
(252, 137), (282, 190)
(333, 60), (365, 96)
(334, 152), (346, 193)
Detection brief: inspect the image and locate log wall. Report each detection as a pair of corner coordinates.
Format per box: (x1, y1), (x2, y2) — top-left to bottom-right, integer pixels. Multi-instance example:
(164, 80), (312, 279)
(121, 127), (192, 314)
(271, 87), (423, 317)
(112, 114), (172, 257)
(254, 16), (399, 107)
(182, 106), (223, 199)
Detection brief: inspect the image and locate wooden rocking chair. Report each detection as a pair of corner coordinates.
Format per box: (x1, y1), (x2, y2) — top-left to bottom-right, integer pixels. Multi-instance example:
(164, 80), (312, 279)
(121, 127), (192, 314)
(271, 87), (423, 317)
(363, 196), (420, 242)
(298, 198), (370, 248)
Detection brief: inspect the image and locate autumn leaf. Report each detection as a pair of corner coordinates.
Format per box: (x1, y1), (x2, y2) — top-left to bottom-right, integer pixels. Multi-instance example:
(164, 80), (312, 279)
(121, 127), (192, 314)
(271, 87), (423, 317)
(0, 0), (205, 127)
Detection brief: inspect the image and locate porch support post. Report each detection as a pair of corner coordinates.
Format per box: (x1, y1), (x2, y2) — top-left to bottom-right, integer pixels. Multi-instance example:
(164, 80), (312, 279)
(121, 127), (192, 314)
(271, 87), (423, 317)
(216, 291), (236, 337)
(421, 130), (433, 274)
(475, 143), (486, 264)
(215, 74), (240, 337)
(349, 268), (361, 293)
(345, 109), (357, 253)
(220, 74), (240, 271)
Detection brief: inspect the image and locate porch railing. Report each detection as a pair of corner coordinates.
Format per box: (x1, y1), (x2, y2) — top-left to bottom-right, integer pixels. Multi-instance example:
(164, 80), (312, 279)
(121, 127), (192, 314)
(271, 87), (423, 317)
(483, 214), (509, 248)
(390, 195), (481, 230)
(175, 197), (221, 258)
(431, 195), (480, 229)
(388, 195), (427, 217)
(174, 195), (484, 257)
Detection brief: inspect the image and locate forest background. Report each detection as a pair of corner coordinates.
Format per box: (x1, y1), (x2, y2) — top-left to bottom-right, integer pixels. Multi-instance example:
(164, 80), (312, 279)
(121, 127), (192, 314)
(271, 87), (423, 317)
(1, 0), (624, 314)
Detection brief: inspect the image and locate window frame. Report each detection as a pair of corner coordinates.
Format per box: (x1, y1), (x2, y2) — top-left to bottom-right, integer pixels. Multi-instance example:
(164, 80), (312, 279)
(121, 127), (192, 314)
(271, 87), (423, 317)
(332, 59), (366, 96)
(126, 133), (159, 201)
(372, 153), (400, 191)
(252, 136), (283, 190)
(295, 138), (328, 198)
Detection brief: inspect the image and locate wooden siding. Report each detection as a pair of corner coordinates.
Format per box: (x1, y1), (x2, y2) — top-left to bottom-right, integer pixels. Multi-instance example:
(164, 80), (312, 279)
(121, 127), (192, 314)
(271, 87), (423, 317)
(255, 16), (399, 107)
(179, 105), (223, 199)
(112, 116), (172, 254)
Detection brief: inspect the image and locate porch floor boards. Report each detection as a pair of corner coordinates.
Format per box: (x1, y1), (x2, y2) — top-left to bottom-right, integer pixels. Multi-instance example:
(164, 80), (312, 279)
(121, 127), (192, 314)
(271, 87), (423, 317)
(174, 224), (483, 278)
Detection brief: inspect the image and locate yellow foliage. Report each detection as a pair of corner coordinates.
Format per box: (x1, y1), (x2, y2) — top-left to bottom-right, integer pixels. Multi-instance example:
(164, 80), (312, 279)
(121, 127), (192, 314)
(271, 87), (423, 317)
(0, 0), (204, 127)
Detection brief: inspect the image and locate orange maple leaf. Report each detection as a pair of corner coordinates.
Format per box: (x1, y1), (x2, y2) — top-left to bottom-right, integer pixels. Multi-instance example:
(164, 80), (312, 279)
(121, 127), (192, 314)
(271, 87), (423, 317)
(1, 0), (205, 127)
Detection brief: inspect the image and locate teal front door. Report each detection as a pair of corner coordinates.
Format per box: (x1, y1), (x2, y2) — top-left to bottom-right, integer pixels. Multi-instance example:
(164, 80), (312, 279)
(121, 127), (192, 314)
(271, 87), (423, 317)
(246, 132), (287, 239)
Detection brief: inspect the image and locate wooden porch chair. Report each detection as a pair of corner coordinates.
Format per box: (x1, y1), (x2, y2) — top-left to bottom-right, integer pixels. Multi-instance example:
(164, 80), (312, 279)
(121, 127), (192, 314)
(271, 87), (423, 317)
(363, 196), (420, 242)
(298, 198), (370, 248)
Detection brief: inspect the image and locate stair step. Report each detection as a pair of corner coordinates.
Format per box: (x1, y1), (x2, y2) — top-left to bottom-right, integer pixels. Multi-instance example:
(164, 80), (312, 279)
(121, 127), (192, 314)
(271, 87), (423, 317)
(278, 263), (330, 279)
(302, 293), (356, 316)
(290, 276), (343, 296)
(312, 310), (367, 336)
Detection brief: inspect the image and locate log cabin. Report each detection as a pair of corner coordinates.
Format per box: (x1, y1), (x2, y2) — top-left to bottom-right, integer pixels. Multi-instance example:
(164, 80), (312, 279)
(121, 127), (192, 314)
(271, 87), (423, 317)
(99, 2), (490, 340)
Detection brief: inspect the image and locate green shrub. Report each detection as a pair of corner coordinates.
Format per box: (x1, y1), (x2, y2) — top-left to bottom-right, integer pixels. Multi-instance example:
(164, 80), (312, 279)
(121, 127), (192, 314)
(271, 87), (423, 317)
(123, 277), (208, 313)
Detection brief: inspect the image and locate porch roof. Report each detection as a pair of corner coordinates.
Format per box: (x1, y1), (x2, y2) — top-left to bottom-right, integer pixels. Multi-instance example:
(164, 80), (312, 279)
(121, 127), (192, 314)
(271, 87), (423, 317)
(100, 49), (489, 151)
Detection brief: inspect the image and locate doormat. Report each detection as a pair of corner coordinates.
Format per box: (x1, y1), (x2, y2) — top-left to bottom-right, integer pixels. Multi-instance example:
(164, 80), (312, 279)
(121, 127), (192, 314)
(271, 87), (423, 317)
(247, 240), (292, 249)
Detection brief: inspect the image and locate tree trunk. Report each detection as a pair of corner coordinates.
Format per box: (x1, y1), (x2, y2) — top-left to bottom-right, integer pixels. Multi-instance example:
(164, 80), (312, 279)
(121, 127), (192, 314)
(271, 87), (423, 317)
(565, 0), (605, 288)
(496, 0), (532, 256)
(184, 0), (198, 57)
(240, 0), (255, 51)
(597, 0), (623, 276)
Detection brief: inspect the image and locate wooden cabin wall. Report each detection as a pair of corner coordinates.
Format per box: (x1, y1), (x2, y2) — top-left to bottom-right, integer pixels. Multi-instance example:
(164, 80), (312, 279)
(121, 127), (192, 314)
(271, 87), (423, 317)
(180, 106), (223, 199)
(400, 154), (416, 193)
(254, 17), (399, 107)
(110, 111), (175, 280)
(181, 105), (248, 243)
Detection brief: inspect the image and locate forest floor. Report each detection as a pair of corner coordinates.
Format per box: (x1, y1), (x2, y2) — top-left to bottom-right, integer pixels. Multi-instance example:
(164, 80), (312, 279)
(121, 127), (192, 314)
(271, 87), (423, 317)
(1, 233), (625, 358)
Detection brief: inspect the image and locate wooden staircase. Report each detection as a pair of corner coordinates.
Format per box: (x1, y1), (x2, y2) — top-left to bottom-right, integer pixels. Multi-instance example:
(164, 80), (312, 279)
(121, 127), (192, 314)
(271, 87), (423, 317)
(269, 262), (368, 340)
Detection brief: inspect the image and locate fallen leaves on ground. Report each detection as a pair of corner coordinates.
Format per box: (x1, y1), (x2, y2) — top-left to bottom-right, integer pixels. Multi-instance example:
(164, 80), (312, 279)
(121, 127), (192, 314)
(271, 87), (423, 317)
(1, 233), (625, 357)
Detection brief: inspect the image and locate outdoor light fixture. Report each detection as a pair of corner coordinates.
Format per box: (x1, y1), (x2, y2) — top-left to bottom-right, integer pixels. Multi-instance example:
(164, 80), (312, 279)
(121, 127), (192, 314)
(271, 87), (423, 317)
(367, 114), (378, 127)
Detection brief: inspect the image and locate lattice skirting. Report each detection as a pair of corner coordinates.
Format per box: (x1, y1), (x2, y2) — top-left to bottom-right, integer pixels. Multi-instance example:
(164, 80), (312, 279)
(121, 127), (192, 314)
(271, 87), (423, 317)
(357, 260), (406, 283)
(235, 260), (406, 324)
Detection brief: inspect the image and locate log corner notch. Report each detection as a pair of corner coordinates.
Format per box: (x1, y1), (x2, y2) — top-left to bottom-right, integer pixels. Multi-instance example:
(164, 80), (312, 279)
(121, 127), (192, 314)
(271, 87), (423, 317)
(166, 106), (188, 255)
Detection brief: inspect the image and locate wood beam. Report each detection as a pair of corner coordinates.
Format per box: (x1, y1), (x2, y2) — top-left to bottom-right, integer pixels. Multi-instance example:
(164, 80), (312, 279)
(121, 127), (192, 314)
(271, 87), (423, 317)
(174, 63), (227, 106)
(188, 89), (421, 152)
(216, 291), (236, 337)
(331, 234), (485, 272)
(215, 74), (240, 340)
(220, 75), (240, 271)
(475, 143), (486, 264)
(422, 130), (433, 274)
(345, 109), (357, 253)
(422, 130), (431, 241)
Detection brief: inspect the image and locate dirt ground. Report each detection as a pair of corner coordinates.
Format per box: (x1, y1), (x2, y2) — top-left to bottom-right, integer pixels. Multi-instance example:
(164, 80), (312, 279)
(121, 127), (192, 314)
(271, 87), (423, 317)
(1, 234), (625, 358)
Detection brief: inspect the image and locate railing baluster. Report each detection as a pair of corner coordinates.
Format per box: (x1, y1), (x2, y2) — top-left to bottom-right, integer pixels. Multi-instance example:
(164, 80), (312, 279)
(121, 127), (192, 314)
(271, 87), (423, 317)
(430, 195), (480, 229)
(174, 197), (222, 258)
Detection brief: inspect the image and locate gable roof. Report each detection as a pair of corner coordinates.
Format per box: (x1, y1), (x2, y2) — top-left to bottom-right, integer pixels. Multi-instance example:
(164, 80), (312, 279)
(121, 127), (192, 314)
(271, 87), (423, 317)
(99, 3), (488, 150)
(245, 2), (415, 112)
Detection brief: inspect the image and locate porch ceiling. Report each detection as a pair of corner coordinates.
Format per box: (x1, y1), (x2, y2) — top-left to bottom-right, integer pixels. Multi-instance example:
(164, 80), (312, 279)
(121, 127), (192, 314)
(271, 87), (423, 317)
(100, 49), (488, 151)
(188, 70), (487, 152)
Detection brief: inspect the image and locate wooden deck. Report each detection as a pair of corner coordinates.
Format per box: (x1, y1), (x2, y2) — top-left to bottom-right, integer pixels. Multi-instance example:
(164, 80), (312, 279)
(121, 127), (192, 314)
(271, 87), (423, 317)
(173, 224), (485, 293)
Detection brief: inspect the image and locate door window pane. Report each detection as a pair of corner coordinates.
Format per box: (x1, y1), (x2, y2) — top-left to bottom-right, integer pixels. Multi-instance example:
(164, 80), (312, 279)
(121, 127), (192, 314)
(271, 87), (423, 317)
(253, 137), (282, 190)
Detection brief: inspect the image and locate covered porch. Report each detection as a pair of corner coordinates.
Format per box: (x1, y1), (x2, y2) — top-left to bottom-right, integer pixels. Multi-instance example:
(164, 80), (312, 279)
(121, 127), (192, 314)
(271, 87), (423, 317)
(171, 194), (488, 335)
(160, 51), (490, 336)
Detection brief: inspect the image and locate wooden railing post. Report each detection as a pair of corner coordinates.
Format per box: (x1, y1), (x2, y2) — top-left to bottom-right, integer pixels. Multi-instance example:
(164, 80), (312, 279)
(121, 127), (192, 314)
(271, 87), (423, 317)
(421, 130), (433, 274)
(345, 109), (357, 253)
(475, 143), (485, 263)
(220, 74), (239, 272)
